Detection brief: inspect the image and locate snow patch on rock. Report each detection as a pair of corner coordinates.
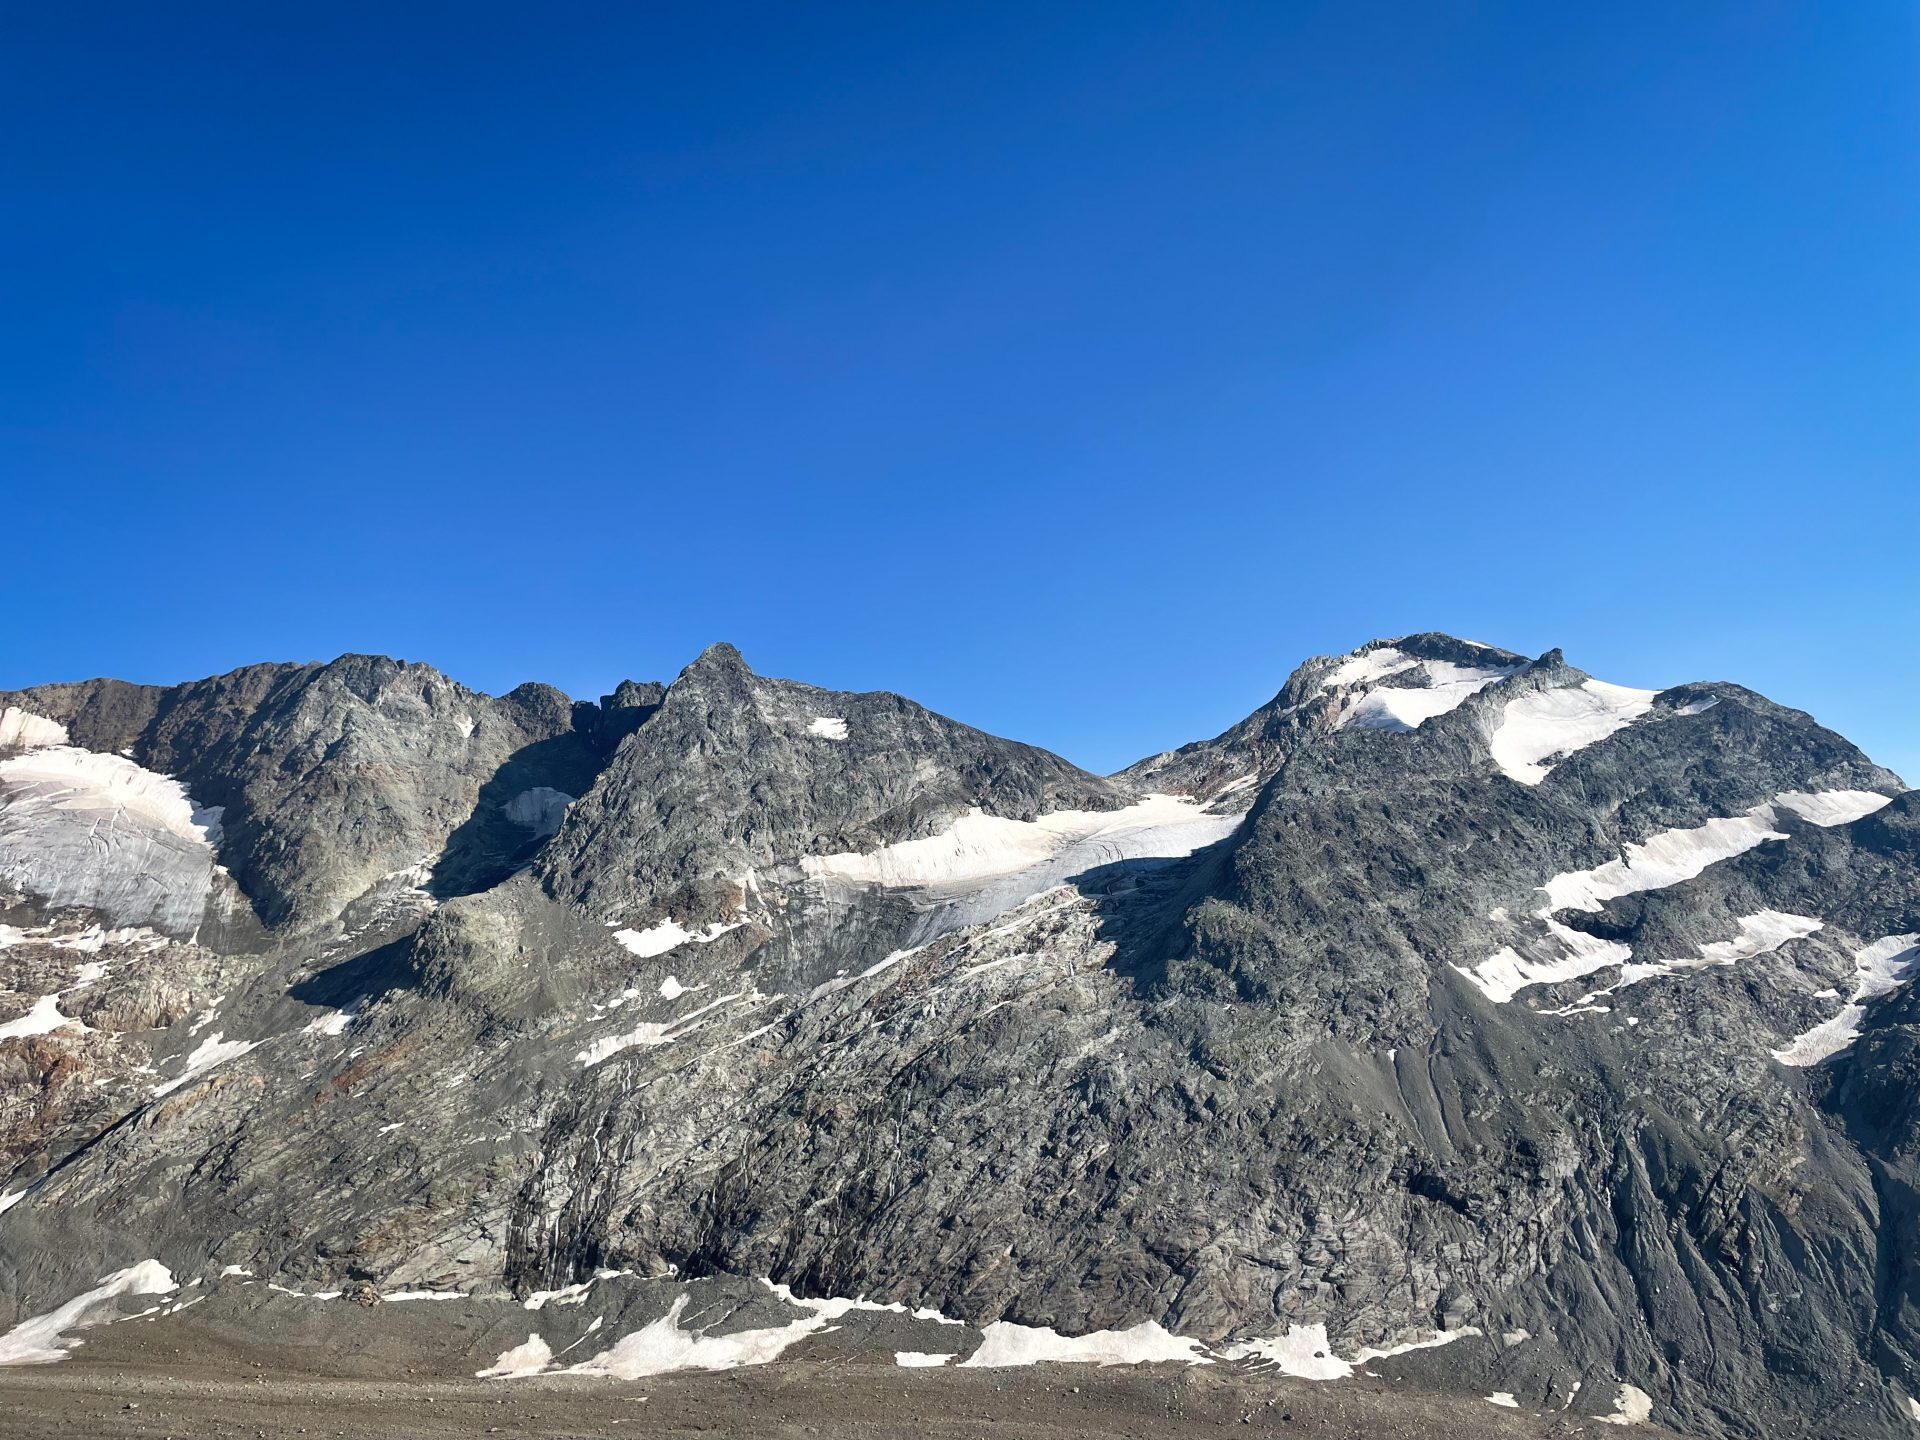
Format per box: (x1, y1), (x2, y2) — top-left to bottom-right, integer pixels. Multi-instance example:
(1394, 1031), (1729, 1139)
(961, 1319), (1211, 1368)
(1774, 790), (1894, 828)
(1774, 933), (1920, 1067)
(0, 746), (223, 934)
(1333, 661), (1519, 734)
(0, 1261), (177, 1366)
(803, 794), (1241, 896)
(0, 994), (87, 1042)
(807, 716), (849, 740)
(1490, 679), (1658, 786)
(612, 917), (744, 959)
(0, 709), (68, 753)
(151, 1032), (258, 1097)
(566, 1293), (830, 1378)
(478, 1333), (554, 1378)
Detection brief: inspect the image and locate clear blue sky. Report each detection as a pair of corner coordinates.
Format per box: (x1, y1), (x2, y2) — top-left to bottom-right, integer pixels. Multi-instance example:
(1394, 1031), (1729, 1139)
(3, 3), (1915, 779)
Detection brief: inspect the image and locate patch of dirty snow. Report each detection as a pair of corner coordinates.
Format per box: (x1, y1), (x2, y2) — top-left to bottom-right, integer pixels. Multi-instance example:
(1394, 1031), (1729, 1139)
(1220, 1322), (1478, 1380)
(0, 1261), (176, 1366)
(1540, 809), (1789, 916)
(896, 1350), (956, 1367)
(802, 793), (1241, 899)
(961, 1319), (1210, 1368)
(1545, 911), (1823, 1014)
(575, 991), (753, 1067)
(0, 994), (86, 1042)
(478, 1333), (555, 1378)
(151, 1033), (258, 1097)
(566, 1293), (829, 1378)
(1320, 647), (1419, 692)
(1490, 679), (1659, 786)
(1487, 1391), (1520, 1407)
(1600, 1383), (1653, 1425)
(1774, 933), (1920, 1067)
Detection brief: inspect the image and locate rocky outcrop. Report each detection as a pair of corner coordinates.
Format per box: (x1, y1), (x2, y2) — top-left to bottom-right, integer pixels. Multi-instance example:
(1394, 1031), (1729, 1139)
(0, 636), (1914, 1437)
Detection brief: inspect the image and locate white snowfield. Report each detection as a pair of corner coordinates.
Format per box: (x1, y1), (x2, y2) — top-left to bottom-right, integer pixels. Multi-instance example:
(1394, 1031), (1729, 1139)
(0, 993), (87, 1042)
(960, 1318), (1210, 1368)
(612, 917), (743, 959)
(1543, 911), (1824, 1015)
(1489, 679), (1657, 786)
(1774, 934), (1920, 1067)
(1459, 790), (1891, 1005)
(0, 1261), (177, 1366)
(1332, 659), (1520, 734)
(480, 1276), (1475, 1384)
(0, 708), (68, 753)
(803, 793), (1242, 901)
(562, 1293), (831, 1379)
(0, 745), (223, 935)
(807, 716), (849, 740)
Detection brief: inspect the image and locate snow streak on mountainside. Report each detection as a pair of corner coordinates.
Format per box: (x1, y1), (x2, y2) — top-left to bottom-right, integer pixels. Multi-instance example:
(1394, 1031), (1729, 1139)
(0, 635), (1914, 1439)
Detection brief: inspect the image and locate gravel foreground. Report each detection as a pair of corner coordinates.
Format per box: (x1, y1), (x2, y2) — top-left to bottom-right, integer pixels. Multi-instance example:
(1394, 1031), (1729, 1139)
(0, 1334), (1679, 1440)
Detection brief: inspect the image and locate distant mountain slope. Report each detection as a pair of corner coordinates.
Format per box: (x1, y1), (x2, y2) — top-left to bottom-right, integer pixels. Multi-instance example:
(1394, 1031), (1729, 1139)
(0, 636), (1913, 1438)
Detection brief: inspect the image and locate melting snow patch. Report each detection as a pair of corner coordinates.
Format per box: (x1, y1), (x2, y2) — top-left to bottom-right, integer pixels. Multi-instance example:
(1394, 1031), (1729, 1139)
(1487, 1392), (1520, 1408)
(1774, 933), (1920, 1067)
(478, 1333), (555, 1378)
(761, 1280), (963, 1325)
(0, 709), (68, 752)
(0, 994), (86, 1041)
(807, 716), (849, 740)
(1458, 921), (1633, 1006)
(1544, 911), (1825, 1014)
(1676, 696), (1720, 716)
(1600, 1383), (1653, 1425)
(380, 1290), (467, 1302)
(1490, 679), (1658, 786)
(1540, 809), (1789, 916)
(1774, 790), (1894, 828)
(151, 1033), (258, 1097)
(1321, 648), (1420, 692)
(802, 793), (1240, 894)
(612, 918), (744, 959)
(0, 1188), (26, 1216)
(303, 1010), (352, 1037)
(565, 1293), (830, 1378)
(575, 990), (752, 1066)
(0, 1261), (177, 1366)
(961, 1319), (1210, 1368)
(1334, 661), (1519, 733)
(896, 1350), (955, 1367)
(0, 746), (223, 933)
(1221, 1322), (1479, 1380)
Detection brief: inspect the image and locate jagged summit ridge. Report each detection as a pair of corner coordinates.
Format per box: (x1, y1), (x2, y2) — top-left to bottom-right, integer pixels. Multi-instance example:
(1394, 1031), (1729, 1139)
(0, 634), (1915, 1438)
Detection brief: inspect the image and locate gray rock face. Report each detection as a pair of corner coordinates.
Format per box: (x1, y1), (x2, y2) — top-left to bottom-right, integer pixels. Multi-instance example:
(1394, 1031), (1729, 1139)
(0, 636), (1915, 1438)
